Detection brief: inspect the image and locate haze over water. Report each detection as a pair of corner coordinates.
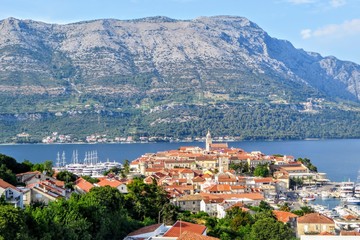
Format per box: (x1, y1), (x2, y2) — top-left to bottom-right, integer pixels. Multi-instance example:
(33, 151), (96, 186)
(0, 139), (359, 182)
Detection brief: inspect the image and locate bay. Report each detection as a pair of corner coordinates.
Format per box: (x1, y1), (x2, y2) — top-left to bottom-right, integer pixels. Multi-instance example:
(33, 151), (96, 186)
(0, 139), (359, 182)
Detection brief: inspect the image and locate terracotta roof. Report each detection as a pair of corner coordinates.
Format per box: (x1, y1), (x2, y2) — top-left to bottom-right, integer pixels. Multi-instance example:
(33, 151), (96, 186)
(254, 177), (274, 183)
(192, 176), (206, 183)
(343, 214), (358, 220)
(178, 231), (219, 240)
(15, 171), (41, 176)
(163, 221), (206, 237)
(127, 223), (163, 237)
(340, 231), (360, 236)
(206, 184), (231, 192)
(203, 196), (224, 204)
(231, 185), (246, 190)
(74, 178), (94, 193)
(180, 169), (194, 174)
(297, 213), (334, 224)
(273, 210), (297, 223)
(177, 194), (204, 201)
(97, 178), (122, 188)
(0, 178), (18, 190)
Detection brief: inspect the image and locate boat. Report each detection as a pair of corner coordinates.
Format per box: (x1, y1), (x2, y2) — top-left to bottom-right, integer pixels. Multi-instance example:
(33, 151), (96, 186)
(321, 191), (330, 198)
(53, 150), (123, 177)
(303, 195), (316, 202)
(354, 169), (360, 197)
(339, 180), (354, 198)
(344, 196), (360, 205)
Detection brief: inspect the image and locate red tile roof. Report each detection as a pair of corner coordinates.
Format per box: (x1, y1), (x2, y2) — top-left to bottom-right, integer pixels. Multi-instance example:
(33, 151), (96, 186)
(97, 178), (122, 188)
(163, 221), (207, 237)
(127, 223), (163, 237)
(178, 231), (219, 240)
(273, 210), (298, 223)
(297, 213), (334, 224)
(74, 178), (94, 193)
(0, 178), (17, 190)
(206, 184), (231, 192)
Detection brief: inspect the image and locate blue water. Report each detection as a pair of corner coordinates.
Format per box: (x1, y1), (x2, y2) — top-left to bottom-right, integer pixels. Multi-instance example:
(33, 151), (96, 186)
(0, 139), (359, 182)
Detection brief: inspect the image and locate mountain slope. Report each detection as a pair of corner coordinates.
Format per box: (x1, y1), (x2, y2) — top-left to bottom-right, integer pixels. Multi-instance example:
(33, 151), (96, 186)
(0, 16), (360, 142)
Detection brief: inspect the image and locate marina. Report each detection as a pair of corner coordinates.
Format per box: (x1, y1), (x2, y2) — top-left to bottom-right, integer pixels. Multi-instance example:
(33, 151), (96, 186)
(53, 150), (122, 177)
(293, 175), (360, 232)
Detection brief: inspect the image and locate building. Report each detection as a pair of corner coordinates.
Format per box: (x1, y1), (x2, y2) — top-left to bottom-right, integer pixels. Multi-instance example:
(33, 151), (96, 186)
(175, 194), (203, 213)
(0, 178), (23, 208)
(297, 213), (335, 237)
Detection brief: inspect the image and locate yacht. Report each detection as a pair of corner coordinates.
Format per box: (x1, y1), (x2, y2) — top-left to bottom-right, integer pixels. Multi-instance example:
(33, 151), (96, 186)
(53, 150), (122, 177)
(344, 196), (360, 205)
(339, 180), (354, 198)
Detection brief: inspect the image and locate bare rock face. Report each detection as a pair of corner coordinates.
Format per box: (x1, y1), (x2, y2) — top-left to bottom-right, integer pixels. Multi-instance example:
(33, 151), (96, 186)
(0, 15), (359, 101)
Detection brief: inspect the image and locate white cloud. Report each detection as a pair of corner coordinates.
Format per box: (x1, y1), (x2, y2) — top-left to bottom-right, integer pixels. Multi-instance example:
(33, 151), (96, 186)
(301, 19), (360, 39)
(301, 29), (313, 39)
(330, 0), (346, 8)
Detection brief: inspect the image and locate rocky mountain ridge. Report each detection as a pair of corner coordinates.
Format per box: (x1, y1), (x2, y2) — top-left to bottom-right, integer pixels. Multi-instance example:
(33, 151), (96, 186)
(0, 16), (360, 141)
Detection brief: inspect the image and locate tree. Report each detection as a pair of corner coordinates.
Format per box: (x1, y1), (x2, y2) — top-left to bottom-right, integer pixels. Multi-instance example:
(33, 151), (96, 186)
(279, 202), (291, 212)
(297, 158), (317, 172)
(0, 205), (30, 240)
(123, 159), (130, 174)
(43, 160), (54, 176)
(229, 162), (249, 175)
(292, 206), (314, 216)
(82, 175), (99, 184)
(248, 217), (295, 240)
(0, 164), (17, 186)
(56, 171), (78, 183)
(125, 178), (169, 221)
(253, 164), (270, 177)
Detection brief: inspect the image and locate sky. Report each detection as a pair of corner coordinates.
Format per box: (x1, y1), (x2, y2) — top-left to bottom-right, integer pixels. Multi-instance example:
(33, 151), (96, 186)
(0, 0), (359, 64)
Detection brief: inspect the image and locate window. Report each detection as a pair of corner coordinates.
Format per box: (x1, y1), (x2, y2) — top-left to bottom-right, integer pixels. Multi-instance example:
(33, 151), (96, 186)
(193, 201), (195, 204)
(183, 202), (185, 205)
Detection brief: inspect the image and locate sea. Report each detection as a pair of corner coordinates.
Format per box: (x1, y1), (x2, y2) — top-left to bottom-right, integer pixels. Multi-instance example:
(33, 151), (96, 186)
(0, 139), (360, 183)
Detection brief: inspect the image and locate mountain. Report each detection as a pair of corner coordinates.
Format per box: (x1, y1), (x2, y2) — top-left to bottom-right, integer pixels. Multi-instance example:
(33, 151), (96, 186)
(0, 16), (360, 142)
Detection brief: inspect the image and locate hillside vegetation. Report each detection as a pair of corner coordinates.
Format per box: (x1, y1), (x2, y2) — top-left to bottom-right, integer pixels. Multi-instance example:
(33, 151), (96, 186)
(0, 16), (360, 142)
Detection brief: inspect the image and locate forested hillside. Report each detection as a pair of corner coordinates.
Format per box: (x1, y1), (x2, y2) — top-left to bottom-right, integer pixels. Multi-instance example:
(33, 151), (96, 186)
(1, 16), (360, 142)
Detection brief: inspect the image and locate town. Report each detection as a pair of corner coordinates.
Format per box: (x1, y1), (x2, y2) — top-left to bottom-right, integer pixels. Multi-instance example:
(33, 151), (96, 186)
(1, 131), (360, 239)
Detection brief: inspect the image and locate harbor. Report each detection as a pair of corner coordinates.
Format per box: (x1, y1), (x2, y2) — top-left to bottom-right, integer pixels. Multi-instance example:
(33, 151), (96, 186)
(290, 177), (360, 232)
(53, 150), (123, 177)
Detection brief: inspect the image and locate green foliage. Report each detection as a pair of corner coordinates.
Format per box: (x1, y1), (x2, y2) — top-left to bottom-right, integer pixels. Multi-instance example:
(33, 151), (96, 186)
(279, 202), (291, 212)
(0, 154), (31, 174)
(0, 205), (30, 240)
(289, 177), (303, 190)
(81, 175), (99, 184)
(0, 164), (17, 186)
(253, 164), (270, 177)
(297, 158), (318, 172)
(292, 206), (315, 217)
(103, 167), (122, 176)
(125, 178), (169, 221)
(248, 217), (294, 240)
(25, 186), (143, 240)
(56, 171), (78, 189)
(123, 159), (130, 174)
(229, 162), (249, 175)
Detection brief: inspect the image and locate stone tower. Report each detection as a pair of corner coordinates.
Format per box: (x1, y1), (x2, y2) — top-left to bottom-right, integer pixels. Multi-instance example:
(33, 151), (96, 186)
(139, 160), (146, 176)
(206, 130), (212, 152)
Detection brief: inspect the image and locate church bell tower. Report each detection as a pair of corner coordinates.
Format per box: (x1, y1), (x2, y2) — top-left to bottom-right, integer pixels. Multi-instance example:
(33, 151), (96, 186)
(206, 130), (212, 152)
